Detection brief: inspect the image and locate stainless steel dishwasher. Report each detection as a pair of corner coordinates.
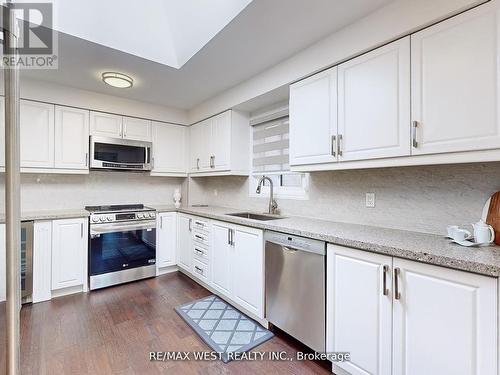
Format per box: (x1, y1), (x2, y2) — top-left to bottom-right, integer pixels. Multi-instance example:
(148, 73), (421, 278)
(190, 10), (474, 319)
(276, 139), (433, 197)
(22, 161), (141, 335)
(265, 231), (326, 353)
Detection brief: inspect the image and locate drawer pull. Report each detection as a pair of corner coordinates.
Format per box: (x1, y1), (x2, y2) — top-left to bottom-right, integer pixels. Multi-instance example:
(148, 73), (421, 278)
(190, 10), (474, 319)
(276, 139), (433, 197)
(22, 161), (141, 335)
(195, 234), (204, 240)
(194, 265), (204, 275)
(394, 267), (401, 300)
(195, 248), (204, 255)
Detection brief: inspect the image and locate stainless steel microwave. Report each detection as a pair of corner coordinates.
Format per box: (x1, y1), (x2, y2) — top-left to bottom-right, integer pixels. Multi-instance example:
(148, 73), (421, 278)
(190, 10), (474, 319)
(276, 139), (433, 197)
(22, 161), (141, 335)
(90, 136), (152, 171)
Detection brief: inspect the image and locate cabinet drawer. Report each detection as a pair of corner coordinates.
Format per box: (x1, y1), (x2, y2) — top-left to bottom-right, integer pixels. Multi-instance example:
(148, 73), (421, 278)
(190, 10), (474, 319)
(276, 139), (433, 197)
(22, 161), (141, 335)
(193, 231), (209, 246)
(192, 259), (209, 283)
(193, 244), (209, 265)
(193, 218), (210, 233)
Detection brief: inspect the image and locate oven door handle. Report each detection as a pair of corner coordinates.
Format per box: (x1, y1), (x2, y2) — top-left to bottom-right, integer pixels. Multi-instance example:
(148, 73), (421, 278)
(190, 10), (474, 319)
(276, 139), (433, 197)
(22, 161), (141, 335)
(90, 220), (156, 235)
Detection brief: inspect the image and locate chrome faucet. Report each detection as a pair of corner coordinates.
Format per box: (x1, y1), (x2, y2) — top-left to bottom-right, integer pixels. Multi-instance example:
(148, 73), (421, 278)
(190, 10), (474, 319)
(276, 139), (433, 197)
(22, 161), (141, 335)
(256, 175), (278, 215)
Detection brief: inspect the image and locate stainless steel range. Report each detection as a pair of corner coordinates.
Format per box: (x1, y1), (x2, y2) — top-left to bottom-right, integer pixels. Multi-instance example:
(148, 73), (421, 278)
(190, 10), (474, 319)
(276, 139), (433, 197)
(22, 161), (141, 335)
(86, 204), (157, 290)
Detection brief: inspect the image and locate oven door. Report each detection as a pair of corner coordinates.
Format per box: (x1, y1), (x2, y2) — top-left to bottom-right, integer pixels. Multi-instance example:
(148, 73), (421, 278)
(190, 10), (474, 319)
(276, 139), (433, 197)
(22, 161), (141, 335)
(90, 136), (152, 171)
(89, 220), (156, 276)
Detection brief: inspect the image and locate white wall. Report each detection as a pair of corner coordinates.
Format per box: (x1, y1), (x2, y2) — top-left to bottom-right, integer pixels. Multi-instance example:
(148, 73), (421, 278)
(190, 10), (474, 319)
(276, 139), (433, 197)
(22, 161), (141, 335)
(189, 163), (500, 235)
(13, 78), (189, 125)
(189, 0), (485, 122)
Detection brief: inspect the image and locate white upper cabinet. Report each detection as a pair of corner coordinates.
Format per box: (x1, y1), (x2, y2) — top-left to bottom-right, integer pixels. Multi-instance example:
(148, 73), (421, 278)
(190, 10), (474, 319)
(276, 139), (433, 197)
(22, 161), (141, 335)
(289, 67), (337, 166)
(338, 37), (411, 161)
(411, 2), (500, 155)
(189, 110), (250, 176)
(20, 100), (55, 168)
(151, 122), (187, 175)
(189, 120), (210, 172)
(54, 105), (90, 170)
(209, 111), (231, 171)
(393, 258), (497, 375)
(90, 111), (123, 138)
(122, 116), (152, 141)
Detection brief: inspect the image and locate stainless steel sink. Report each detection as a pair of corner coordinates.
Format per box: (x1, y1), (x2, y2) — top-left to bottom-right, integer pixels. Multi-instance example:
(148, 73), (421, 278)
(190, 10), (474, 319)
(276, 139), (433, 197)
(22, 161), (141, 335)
(227, 212), (285, 221)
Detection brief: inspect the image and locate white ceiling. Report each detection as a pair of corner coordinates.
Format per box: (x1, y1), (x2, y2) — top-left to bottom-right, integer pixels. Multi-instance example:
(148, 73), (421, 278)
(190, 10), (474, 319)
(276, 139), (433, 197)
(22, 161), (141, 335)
(21, 0), (392, 110)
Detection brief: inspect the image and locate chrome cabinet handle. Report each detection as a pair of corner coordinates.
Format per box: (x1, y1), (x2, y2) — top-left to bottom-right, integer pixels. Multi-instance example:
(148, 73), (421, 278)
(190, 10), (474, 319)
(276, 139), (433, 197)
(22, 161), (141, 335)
(195, 234), (204, 240)
(337, 134), (343, 156)
(188, 218), (192, 232)
(209, 156), (215, 168)
(81, 223), (84, 238)
(227, 228), (231, 245)
(382, 265), (389, 296)
(85, 152), (89, 167)
(412, 121), (418, 148)
(194, 265), (204, 275)
(394, 267), (401, 300)
(160, 216), (163, 229)
(331, 135), (336, 157)
(195, 248), (204, 255)
(196, 158), (200, 170)
(230, 229), (234, 246)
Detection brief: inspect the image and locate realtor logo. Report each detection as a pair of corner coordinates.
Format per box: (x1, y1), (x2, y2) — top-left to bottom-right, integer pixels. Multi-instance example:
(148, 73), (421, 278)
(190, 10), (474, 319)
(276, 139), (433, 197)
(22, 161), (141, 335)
(1, 2), (58, 69)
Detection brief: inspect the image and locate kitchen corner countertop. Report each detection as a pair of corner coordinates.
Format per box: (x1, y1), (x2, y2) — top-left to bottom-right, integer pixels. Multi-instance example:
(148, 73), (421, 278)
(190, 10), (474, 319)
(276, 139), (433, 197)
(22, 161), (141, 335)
(153, 204), (500, 278)
(0, 208), (89, 223)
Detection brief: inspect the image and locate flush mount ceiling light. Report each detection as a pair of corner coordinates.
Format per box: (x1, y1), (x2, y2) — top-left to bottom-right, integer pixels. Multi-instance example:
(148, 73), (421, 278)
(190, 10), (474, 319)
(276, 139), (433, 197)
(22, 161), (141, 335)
(101, 72), (134, 88)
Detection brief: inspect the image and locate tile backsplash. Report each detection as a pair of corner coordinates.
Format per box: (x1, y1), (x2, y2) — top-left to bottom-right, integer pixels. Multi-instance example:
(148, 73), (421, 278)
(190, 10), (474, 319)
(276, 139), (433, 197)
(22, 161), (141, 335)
(189, 163), (500, 235)
(0, 171), (186, 212)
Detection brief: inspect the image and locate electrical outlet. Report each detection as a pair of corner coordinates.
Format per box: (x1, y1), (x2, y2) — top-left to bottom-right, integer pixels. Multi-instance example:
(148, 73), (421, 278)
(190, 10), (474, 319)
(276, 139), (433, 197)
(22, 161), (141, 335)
(365, 192), (375, 208)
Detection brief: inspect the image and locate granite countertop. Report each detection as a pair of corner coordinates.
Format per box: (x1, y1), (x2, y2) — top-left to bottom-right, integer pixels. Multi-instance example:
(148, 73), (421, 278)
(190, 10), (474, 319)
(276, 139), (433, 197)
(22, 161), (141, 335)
(153, 204), (500, 278)
(3, 204), (499, 277)
(0, 208), (89, 223)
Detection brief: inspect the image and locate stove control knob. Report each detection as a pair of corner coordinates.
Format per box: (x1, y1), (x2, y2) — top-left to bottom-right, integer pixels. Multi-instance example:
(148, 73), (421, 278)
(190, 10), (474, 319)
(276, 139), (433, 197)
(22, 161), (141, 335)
(107, 215), (113, 222)
(146, 212), (152, 218)
(137, 213), (144, 219)
(92, 216), (99, 223)
(150, 212), (156, 218)
(99, 216), (106, 222)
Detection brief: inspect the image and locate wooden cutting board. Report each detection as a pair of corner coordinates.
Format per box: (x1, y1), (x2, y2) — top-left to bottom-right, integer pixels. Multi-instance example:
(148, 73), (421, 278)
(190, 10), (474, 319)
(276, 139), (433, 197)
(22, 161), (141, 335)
(486, 191), (500, 246)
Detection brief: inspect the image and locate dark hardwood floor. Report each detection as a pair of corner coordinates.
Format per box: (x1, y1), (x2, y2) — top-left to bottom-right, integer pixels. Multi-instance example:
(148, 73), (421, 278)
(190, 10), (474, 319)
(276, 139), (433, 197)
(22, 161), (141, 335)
(0, 272), (331, 374)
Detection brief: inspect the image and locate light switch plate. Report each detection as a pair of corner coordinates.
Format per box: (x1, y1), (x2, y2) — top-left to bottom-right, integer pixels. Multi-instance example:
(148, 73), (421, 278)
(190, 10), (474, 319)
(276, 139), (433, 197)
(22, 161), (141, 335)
(365, 192), (375, 208)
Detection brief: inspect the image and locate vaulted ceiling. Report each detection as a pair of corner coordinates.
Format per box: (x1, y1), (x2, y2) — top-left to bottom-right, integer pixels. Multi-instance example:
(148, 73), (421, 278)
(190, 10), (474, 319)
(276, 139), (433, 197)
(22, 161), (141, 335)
(21, 0), (392, 109)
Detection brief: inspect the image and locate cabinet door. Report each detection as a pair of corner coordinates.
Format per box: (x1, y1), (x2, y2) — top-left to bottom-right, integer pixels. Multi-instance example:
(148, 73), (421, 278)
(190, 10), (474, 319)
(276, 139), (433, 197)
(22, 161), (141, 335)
(0, 224), (5, 302)
(176, 215), (192, 272)
(123, 116), (152, 141)
(54, 106), (90, 170)
(210, 111), (231, 171)
(411, 3), (500, 155)
(338, 37), (410, 161)
(289, 67), (337, 166)
(232, 226), (264, 318)
(210, 222), (232, 296)
(20, 100), (55, 168)
(51, 218), (87, 290)
(90, 111), (122, 138)
(157, 213), (176, 268)
(32, 221), (52, 303)
(152, 122), (187, 174)
(189, 121), (210, 172)
(393, 258), (497, 375)
(0, 97), (5, 167)
(327, 244), (392, 375)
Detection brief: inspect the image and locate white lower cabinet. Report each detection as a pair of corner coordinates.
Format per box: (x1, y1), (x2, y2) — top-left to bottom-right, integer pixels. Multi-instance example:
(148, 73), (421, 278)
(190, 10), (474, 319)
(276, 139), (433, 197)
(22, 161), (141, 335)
(32, 221), (52, 303)
(327, 246), (392, 375)
(210, 222), (232, 296)
(392, 258), (497, 375)
(210, 220), (264, 318)
(327, 244), (498, 375)
(176, 214), (193, 272)
(156, 212), (177, 269)
(51, 218), (87, 291)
